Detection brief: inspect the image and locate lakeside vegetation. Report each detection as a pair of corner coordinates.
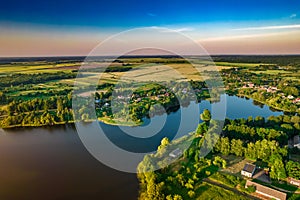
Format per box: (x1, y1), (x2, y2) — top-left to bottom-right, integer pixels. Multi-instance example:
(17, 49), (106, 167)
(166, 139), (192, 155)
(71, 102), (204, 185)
(0, 55), (299, 199)
(1, 55), (299, 128)
(137, 110), (300, 199)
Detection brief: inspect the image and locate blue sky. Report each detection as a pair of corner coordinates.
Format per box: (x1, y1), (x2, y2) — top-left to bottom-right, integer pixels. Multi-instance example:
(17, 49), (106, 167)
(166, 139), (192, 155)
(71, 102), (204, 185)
(1, 0), (300, 56)
(1, 0), (299, 27)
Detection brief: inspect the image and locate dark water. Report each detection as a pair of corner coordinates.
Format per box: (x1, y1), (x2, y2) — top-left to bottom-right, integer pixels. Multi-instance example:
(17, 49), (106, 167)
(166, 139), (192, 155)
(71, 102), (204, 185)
(0, 94), (283, 200)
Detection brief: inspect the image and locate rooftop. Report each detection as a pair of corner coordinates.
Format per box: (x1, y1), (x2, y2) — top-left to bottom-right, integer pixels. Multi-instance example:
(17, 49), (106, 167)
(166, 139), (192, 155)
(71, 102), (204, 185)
(246, 180), (286, 200)
(242, 163), (256, 173)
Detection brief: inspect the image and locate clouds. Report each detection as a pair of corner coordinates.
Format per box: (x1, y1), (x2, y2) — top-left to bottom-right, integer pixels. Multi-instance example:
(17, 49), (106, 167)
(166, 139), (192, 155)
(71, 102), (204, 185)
(234, 24), (300, 31)
(290, 13), (297, 19)
(147, 13), (157, 17)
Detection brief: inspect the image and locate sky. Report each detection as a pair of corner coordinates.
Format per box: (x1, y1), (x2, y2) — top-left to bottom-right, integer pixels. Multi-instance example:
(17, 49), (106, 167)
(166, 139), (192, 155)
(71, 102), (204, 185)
(0, 0), (300, 56)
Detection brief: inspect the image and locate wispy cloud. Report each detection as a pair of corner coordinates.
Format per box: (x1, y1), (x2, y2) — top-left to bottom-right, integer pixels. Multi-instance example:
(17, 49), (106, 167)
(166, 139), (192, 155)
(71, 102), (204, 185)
(290, 13), (297, 18)
(147, 13), (156, 17)
(162, 27), (194, 33)
(198, 31), (295, 42)
(149, 26), (194, 33)
(234, 24), (300, 31)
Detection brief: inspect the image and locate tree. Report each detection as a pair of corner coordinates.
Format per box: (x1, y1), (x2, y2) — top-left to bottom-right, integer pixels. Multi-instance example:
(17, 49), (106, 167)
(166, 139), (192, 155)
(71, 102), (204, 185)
(157, 137), (170, 153)
(269, 154), (286, 180)
(286, 161), (300, 179)
(200, 109), (211, 122)
(196, 122), (208, 136)
(173, 195), (183, 200)
(213, 156), (227, 168)
(188, 190), (195, 198)
(245, 142), (256, 159)
(220, 137), (230, 155)
(230, 139), (244, 157)
(0, 92), (7, 104)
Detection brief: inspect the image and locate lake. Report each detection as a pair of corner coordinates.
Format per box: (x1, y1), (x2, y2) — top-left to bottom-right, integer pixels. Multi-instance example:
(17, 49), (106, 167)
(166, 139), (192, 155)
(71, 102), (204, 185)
(0, 94), (283, 200)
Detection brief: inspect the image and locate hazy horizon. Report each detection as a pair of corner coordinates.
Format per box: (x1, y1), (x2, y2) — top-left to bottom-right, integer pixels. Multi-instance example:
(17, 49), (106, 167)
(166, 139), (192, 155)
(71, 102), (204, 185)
(1, 0), (300, 56)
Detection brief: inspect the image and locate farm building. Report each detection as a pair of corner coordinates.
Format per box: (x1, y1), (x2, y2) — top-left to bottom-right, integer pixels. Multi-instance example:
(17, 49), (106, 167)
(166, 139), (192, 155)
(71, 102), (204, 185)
(246, 180), (286, 200)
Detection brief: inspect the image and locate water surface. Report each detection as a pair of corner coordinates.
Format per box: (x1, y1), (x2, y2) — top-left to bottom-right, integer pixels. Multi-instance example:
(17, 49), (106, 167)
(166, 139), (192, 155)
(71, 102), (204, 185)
(0, 94), (283, 199)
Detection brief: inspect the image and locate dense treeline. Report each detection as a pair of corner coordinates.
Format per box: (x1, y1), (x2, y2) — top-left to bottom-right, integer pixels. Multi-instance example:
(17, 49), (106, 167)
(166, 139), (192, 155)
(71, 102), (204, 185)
(73, 64), (133, 73)
(0, 94), (73, 127)
(195, 115), (300, 146)
(212, 55), (300, 66)
(0, 72), (76, 87)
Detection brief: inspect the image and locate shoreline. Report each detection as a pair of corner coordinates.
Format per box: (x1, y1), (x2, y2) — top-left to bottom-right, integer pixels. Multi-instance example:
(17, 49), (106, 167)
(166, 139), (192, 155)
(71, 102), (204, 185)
(1, 94), (297, 129)
(236, 93), (299, 114)
(1, 117), (144, 129)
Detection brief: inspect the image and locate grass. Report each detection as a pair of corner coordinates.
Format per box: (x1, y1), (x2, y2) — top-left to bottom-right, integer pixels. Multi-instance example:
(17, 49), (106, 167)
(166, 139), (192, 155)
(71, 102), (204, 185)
(209, 172), (242, 188)
(97, 116), (143, 126)
(194, 182), (250, 200)
(214, 62), (262, 68)
(220, 154), (254, 175)
(251, 70), (293, 75)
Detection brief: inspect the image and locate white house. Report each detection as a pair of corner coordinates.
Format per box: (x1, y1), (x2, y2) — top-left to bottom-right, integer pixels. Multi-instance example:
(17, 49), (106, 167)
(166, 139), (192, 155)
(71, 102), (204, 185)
(241, 163), (256, 178)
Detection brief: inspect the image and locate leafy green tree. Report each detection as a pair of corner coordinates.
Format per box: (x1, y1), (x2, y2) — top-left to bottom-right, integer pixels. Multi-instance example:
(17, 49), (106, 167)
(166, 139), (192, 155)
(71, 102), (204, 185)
(245, 142), (256, 159)
(200, 109), (211, 122)
(230, 139), (244, 157)
(220, 137), (230, 155)
(286, 161), (300, 179)
(269, 154), (286, 180)
(157, 137), (169, 151)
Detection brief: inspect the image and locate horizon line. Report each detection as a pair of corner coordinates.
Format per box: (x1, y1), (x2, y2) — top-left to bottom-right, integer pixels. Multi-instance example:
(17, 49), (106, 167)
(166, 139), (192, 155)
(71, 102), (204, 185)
(1, 54), (300, 59)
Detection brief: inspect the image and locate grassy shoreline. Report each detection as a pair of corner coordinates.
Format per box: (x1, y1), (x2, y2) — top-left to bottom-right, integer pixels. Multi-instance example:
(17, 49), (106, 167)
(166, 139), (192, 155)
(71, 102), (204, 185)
(236, 93), (298, 114)
(1, 117), (144, 129)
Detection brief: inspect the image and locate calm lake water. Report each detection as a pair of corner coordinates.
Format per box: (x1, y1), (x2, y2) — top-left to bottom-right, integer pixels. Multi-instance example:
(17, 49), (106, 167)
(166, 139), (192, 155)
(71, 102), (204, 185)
(0, 94), (283, 200)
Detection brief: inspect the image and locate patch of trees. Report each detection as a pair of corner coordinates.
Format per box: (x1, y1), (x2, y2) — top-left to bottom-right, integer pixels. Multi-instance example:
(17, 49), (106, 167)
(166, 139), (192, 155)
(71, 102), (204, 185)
(212, 55), (300, 66)
(286, 161), (300, 180)
(105, 65), (132, 72)
(222, 116), (299, 145)
(0, 94), (73, 128)
(0, 92), (7, 104)
(0, 72), (76, 87)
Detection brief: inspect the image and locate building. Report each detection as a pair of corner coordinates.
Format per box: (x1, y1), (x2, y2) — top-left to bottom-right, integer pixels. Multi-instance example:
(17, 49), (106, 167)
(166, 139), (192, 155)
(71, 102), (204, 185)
(241, 163), (256, 178)
(293, 98), (300, 104)
(169, 148), (182, 158)
(293, 135), (300, 149)
(246, 180), (286, 200)
(288, 177), (300, 188)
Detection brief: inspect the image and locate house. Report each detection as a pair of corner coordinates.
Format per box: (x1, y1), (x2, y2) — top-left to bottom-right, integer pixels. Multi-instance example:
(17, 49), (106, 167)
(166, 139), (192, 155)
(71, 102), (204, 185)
(241, 163), (256, 178)
(288, 95), (295, 99)
(293, 135), (300, 149)
(169, 148), (182, 158)
(288, 177), (300, 188)
(245, 180), (286, 200)
(248, 83), (255, 88)
(293, 98), (300, 104)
